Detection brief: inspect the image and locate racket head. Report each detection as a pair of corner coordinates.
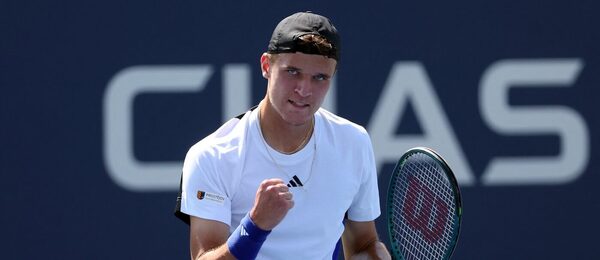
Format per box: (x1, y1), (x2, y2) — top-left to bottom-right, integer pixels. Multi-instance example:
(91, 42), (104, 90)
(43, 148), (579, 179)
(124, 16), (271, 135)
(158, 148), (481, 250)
(387, 147), (462, 260)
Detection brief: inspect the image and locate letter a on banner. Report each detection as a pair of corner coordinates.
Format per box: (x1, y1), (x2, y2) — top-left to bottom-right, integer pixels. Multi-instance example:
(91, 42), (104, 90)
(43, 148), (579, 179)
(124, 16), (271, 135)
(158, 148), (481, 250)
(368, 62), (475, 185)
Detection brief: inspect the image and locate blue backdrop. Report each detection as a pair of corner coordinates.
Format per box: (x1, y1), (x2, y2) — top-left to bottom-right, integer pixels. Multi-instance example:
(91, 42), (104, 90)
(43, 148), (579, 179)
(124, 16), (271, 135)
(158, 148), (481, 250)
(2, 1), (598, 259)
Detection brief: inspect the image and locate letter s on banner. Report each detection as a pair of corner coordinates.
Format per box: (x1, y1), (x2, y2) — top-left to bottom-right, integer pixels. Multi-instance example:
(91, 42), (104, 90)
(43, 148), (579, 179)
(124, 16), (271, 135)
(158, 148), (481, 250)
(479, 59), (589, 185)
(103, 66), (213, 191)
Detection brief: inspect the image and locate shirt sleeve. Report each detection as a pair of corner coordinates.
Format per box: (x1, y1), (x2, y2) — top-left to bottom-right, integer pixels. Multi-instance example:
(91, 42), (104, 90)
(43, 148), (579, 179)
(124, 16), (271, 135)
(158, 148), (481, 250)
(179, 142), (233, 227)
(346, 132), (381, 222)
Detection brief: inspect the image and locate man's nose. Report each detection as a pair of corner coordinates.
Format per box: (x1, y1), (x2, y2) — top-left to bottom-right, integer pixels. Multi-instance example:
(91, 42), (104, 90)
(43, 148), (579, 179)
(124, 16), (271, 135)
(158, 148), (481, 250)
(294, 78), (312, 97)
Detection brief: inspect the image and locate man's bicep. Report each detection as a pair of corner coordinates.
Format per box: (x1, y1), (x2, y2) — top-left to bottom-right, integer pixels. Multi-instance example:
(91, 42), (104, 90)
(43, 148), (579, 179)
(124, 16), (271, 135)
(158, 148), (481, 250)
(189, 216), (230, 259)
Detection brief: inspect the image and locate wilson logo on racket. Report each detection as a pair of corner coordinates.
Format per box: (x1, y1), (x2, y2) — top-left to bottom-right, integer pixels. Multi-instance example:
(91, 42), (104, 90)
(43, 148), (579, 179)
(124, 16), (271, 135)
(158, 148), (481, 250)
(387, 147), (462, 260)
(402, 175), (450, 243)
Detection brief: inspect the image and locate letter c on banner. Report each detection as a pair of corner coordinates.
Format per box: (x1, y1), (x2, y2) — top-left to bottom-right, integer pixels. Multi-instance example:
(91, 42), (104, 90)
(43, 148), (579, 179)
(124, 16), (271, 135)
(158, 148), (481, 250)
(103, 65), (213, 191)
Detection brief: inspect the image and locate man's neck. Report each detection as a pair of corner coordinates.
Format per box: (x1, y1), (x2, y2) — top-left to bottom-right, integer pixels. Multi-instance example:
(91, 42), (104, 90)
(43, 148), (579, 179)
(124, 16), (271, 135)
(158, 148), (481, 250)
(258, 102), (314, 154)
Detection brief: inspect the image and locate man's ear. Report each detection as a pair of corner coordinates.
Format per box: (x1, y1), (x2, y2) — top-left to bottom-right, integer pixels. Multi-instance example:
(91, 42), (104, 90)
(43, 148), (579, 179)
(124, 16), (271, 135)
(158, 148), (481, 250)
(260, 53), (270, 79)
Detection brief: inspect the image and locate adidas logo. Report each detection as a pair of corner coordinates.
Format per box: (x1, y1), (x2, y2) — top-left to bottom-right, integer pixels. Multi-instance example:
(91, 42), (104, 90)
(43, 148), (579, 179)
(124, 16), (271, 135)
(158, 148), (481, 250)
(286, 175), (304, 187)
(240, 226), (249, 237)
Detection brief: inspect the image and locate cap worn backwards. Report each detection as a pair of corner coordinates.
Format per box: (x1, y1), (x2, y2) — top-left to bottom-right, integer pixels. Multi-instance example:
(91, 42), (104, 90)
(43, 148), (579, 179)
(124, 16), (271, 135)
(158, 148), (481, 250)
(267, 11), (340, 61)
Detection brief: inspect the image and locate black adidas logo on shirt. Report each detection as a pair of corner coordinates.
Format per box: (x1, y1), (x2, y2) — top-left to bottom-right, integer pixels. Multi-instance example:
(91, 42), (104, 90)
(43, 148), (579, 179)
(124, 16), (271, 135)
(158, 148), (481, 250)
(286, 175), (304, 187)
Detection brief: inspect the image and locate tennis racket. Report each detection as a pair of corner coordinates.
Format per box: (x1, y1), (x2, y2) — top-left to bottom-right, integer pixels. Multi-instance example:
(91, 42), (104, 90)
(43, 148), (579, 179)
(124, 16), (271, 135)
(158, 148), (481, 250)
(387, 147), (462, 260)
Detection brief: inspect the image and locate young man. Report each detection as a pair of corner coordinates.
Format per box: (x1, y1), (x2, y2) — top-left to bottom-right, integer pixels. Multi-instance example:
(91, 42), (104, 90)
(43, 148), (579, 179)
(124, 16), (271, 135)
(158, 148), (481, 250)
(175, 12), (391, 259)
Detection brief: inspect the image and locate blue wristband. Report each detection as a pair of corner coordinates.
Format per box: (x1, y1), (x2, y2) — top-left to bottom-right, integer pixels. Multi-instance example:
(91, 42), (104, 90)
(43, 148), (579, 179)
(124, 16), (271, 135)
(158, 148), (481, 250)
(226, 213), (271, 260)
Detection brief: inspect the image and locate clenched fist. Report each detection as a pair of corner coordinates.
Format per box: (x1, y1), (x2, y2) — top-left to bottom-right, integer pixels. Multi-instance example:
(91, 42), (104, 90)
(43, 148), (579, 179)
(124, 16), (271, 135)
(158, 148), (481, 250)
(249, 179), (295, 230)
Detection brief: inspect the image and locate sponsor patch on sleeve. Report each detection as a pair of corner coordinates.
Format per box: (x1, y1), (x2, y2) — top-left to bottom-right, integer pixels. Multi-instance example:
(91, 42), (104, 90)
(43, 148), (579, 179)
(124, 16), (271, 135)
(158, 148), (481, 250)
(197, 190), (225, 205)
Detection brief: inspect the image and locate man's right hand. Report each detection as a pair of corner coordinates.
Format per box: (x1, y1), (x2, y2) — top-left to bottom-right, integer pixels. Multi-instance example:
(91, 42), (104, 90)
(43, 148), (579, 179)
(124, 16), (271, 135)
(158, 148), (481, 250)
(190, 179), (294, 259)
(248, 178), (295, 230)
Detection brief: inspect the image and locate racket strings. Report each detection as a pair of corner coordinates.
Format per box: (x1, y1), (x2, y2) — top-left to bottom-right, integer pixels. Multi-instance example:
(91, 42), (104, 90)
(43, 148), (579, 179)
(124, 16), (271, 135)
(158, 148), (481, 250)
(390, 153), (458, 260)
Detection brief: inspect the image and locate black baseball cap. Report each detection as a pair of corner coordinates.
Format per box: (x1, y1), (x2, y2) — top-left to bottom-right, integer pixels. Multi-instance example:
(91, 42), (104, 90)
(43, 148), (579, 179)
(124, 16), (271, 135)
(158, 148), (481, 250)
(267, 12), (340, 61)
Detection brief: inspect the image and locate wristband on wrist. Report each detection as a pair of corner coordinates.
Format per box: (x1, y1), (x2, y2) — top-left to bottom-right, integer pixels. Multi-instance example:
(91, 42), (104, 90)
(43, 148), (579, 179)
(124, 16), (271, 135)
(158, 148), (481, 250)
(226, 213), (271, 260)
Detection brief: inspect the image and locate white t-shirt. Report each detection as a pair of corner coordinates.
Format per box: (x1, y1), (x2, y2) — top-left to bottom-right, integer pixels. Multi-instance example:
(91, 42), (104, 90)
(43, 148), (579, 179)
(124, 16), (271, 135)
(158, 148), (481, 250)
(180, 107), (381, 259)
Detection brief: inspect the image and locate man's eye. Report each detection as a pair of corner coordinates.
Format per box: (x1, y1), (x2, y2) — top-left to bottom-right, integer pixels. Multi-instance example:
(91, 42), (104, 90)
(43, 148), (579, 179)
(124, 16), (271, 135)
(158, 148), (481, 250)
(287, 69), (298, 75)
(314, 75), (328, 81)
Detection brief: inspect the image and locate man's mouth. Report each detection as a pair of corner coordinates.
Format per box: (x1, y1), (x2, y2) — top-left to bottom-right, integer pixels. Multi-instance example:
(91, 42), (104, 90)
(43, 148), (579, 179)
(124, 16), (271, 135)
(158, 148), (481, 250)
(289, 100), (310, 108)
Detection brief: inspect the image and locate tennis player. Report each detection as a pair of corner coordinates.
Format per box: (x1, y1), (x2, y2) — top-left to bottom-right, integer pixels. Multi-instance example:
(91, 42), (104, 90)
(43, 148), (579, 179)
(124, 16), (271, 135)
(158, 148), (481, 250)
(175, 11), (391, 260)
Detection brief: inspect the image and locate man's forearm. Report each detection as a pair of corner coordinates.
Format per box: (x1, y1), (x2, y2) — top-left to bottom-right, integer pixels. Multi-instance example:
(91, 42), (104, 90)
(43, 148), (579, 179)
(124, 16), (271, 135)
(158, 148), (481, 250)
(348, 241), (391, 260)
(194, 244), (236, 260)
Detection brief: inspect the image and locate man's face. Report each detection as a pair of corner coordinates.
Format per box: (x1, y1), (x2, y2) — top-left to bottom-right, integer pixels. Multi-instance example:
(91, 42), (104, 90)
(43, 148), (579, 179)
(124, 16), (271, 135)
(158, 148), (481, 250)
(262, 52), (337, 126)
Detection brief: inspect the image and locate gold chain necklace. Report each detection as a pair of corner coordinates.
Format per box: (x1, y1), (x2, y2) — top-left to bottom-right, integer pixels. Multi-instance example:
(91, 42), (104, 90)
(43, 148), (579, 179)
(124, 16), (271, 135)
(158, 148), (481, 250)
(256, 111), (316, 188)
